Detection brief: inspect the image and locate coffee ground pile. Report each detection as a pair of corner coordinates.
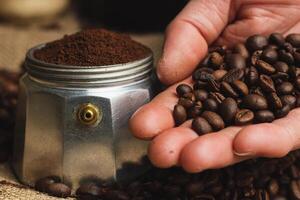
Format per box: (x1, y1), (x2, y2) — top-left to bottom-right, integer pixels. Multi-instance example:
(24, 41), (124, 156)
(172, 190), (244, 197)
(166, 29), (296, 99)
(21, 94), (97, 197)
(34, 29), (151, 66)
(173, 33), (300, 135)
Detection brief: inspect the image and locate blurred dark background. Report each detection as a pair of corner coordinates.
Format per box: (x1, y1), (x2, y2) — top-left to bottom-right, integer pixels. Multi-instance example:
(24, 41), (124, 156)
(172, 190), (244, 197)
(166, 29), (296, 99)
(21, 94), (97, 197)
(72, 0), (188, 31)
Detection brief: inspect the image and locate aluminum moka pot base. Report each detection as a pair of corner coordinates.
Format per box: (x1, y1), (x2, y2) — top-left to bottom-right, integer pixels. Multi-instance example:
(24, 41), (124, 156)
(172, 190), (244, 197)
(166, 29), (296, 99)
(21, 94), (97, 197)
(12, 44), (156, 189)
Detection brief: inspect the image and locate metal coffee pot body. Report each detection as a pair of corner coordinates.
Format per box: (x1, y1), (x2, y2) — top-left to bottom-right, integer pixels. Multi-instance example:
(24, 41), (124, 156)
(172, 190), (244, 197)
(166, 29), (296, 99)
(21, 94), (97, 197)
(12, 45), (156, 189)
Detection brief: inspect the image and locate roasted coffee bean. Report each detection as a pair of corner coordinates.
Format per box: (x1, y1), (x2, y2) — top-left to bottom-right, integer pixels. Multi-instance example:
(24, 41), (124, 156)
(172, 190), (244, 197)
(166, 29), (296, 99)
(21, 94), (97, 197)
(296, 77), (300, 90)
(76, 183), (103, 198)
(274, 104), (290, 118)
(232, 43), (249, 58)
(193, 80), (207, 89)
(255, 110), (275, 123)
(209, 92), (225, 104)
(226, 53), (246, 69)
(222, 69), (244, 83)
(207, 77), (220, 92)
(183, 92), (195, 101)
(194, 89), (208, 101)
(291, 180), (300, 200)
(203, 98), (219, 112)
(201, 111), (225, 131)
(256, 60), (276, 74)
(213, 69), (227, 81)
(280, 95), (296, 109)
(271, 72), (289, 84)
(193, 68), (215, 82)
(279, 50), (294, 64)
(283, 42), (294, 53)
(219, 98), (238, 123)
(246, 66), (259, 86)
(220, 82), (239, 98)
(246, 35), (268, 52)
(288, 65), (298, 80)
(209, 45), (227, 55)
(47, 183), (71, 198)
(173, 105), (187, 126)
(231, 80), (249, 96)
(176, 84), (193, 97)
(259, 75), (276, 92)
(235, 109), (254, 125)
(269, 33), (285, 46)
(267, 93), (283, 110)
(251, 50), (263, 65)
(105, 190), (130, 200)
(286, 33), (300, 48)
(185, 181), (204, 196)
(192, 117), (213, 135)
(188, 106), (202, 118)
(178, 97), (194, 109)
(277, 82), (294, 95)
(274, 61), (289, 73)
(35, 176), (61, 192)
(242, 94), (268, 110)
(209, 52), (224, 68)
(267, 179), (279, 196)
(261, 48), (278, 64)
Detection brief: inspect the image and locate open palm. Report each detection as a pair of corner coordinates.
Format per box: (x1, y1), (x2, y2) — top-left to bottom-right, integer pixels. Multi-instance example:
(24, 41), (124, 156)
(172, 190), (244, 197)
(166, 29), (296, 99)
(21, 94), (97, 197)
(130, 0), (300, 173)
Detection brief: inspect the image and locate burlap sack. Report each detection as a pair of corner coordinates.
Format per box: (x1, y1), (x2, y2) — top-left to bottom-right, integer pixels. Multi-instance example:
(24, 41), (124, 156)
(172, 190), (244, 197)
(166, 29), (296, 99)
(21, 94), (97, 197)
(0, 14), (163, 199)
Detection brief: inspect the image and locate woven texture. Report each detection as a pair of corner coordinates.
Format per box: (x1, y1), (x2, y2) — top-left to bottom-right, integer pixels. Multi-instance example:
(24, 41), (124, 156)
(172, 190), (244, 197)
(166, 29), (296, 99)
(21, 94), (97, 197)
(0, 14), (163, 199)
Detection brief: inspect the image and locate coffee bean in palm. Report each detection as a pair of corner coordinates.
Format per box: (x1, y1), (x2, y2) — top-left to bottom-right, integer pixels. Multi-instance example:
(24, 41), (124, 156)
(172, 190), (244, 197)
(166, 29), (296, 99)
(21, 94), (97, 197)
(274, 104), (290, 118)
(277, 82), (294, 95)
(220, 82), (239, 98)
(209, 92), (225, 104)
(288, 65), (297, 80)
(261, 48), (278, 64)
(193, 80), (207, 90)
(207, 77), (220, 92)
(47, 183), (71, 198)
(219, 98), (238, 123)
(246, 66), (259, 86)
(235, 109), (254, 125)
(209, 52), (224, 68)
(280, 95), (296, 109)
(259, 75), (276, 92)
(226, 53), (246, 69)
(267, 92), (283, 110)
(173, 104), (187, 126)
(203, 98), (219, 112)
(246, 35), (268, 52)
(269, 33), (285, 46)
(178, 97), (194, 109)
(201, 111), (225, 131)
(176, 84), (193, 97)
(231, 80), (249, 96)
(222, 68), (244, 83)
(256, 60), (276, 74)
(194, 89), (208, 101)
(255, 110), (275, 123)
(232, 43), (249, 58)
(279, 50), (294, 64)
(251, 50), (263, 65)
(290, 180), (300, 200)
(286, 33), (300, 48)
(212, 69), (227, 81)
(274, 61), (289, 73)
(283, 42), (294, 54)
(193, 68), (214, 81)
(192, 117), (213, 135)
(242, 94), (268, 110)
(188, 105), (202, 118)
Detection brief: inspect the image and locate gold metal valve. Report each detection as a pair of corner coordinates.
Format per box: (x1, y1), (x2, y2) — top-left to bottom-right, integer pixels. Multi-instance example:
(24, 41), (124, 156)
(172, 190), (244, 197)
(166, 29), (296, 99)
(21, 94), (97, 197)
(77, 103), (102, 126)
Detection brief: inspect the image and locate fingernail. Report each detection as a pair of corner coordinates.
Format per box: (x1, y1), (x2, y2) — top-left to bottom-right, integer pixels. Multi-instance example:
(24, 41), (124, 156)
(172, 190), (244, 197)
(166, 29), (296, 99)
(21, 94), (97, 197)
(233, 150), (254, 157)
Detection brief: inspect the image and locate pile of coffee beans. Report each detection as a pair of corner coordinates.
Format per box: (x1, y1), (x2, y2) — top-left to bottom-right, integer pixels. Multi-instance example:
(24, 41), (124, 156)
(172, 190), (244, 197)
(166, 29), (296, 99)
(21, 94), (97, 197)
(0, 69), (21, 162)
(173, 33), (300, 135)
(34, 150), (300, 200)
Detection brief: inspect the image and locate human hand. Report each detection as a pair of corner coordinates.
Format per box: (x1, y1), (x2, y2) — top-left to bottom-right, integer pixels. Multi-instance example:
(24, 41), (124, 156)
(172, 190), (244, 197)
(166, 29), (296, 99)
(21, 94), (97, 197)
(130, 0), (300, 173)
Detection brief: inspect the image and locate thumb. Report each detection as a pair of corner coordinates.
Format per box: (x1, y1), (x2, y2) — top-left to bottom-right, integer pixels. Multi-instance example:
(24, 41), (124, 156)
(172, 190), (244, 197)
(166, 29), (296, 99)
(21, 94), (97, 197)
(157, 0), (232, 85)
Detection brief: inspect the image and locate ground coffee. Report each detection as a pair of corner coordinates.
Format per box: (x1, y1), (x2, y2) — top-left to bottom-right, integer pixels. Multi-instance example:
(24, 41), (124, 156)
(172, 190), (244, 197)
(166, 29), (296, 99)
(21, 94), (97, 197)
(34, 29), (151, 66)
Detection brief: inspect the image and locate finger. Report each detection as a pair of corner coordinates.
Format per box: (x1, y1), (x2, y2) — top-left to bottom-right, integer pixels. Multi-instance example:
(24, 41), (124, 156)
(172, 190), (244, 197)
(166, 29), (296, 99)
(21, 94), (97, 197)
(130, 78), (192, 139)
(148, 127), (198, 168)
(157, 0), (231, 85)
(179, 126), (249, 173)
(233, 108), (300, 158)
(217, 1), (300, 47)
